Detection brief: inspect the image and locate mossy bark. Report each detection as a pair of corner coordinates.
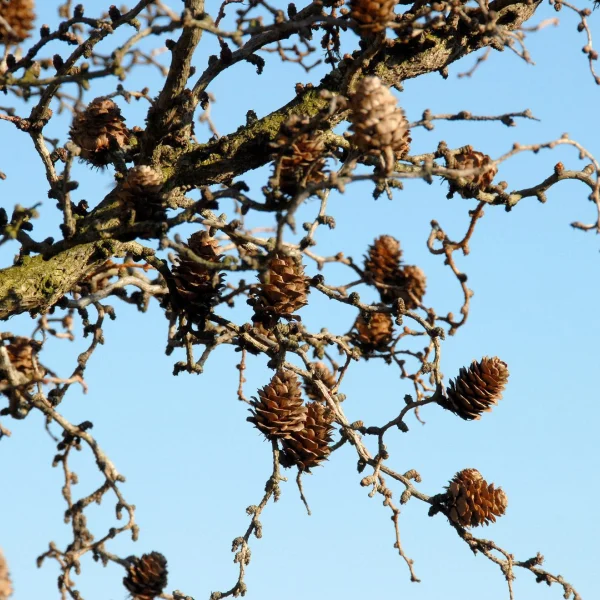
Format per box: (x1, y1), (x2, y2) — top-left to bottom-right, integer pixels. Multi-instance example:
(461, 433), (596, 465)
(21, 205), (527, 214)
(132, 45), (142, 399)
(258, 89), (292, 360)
(0, 241), (123, 320)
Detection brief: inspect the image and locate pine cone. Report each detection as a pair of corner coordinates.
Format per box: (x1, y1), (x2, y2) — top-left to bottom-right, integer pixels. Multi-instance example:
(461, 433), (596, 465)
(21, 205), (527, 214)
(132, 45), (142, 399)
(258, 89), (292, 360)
(248, 370), (308, 440)
(0, 548), (12, 600)
(397, 265), (426, 309)
(349, 0), (398, 32)
(272, 115), (326, 196)
(254, 253), (309, 326)
(445, 468), (508, 528)
(349, 77), (411, 173)
(0, 337), (44, 393)
(281, 401), (334, 472)
(441, 356), (509, 420)
(303, 362), (337, 401)
(120, 165), (165, 227)
(449, 147), (497, 197)
(123, 552), (168, 600)
(0, 0), (35, 42)
(354, 311), (393, 351)
(364, 235), (403, 303)
(70, 97), (129, 166)
(172, 231), (224, 324)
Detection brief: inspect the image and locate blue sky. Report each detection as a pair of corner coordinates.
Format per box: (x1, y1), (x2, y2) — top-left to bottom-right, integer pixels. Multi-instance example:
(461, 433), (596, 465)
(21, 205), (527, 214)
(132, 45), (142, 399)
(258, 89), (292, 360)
(1, 2), (599, 600)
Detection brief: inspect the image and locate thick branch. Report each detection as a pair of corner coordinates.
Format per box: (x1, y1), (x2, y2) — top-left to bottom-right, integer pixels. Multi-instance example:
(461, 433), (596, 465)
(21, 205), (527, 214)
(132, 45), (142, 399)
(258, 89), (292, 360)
(173, 0), (542, 187)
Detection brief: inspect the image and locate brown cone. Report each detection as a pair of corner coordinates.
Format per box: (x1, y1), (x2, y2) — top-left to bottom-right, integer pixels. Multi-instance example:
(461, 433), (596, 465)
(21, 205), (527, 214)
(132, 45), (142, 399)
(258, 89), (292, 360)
(248, 370), (308, 440)
(0, 0), (35, 42)
(272, 114), (326, 196)
(119, 165), (165, 226)
(442, 356), (509, 421)
(354, 311), (393, 351)
(396, 265), (427, 309)
(364, 235), (403, 303)
(0, 337), (44, 395)
(0, 548), (12, 600)
(70, 98), (129, 166)
(350, 0), (398, 32)
(303, 362), (337, 401)
(281, 401), (334, 472)
(123, 552), (168, 600)
(349, 77), (411, 173)
(254, 253), (309, 325)
(172, 231), (224, 324)
(450, 147), (497, 197)
(445, 468), (508, 528)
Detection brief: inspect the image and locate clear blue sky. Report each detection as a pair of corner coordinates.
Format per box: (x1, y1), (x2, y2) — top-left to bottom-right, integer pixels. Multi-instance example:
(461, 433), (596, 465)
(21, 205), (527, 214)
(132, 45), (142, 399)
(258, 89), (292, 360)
(1, 3), (599, 600)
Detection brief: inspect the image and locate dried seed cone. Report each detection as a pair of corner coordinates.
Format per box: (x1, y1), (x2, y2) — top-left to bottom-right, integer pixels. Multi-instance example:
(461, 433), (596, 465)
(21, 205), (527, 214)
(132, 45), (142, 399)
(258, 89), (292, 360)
(2, 337), (35, 376)
(273, 115), (326, 195)
(445, 468), (508, 528)
(120, 165), (165, 224)
(349, 77), (411, 173)
(0, 0), (35, 42)
(451, 148), (497, 197)
(124, 165), (163, 195)
(397, 265), (427, 309)
(172, 231), (224, 324)
(281, 401), (334, 472)
(0, 548), (12, 600)
(354, 311), (393, 351)
(442, 356), (509, 420)
(70, 98), (129, 166)
(123, 552), (168, 600)
(303, 362), (337, 401)
(248, 370), (308, 440)
(364, 235), (402, 303)
(350, 0), (398, 32)
(0, 337), (44, 397)
(255, 253), (309, 323)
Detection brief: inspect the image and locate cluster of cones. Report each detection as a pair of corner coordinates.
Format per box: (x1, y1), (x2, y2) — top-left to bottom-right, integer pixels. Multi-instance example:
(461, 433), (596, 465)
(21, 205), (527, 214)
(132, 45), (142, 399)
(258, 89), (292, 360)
(248, 365), (337, 472)
(436, 357), (509, 526)
(353, 234), (426, 353)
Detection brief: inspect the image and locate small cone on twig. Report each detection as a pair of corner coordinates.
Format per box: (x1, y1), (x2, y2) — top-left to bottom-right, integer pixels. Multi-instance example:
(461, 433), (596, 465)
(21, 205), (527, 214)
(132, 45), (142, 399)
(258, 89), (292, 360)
(441, 356), (509, 420)
(349, 0), (398, 32)
(354, 311), (393, 352)
(349, 76), (411, 173)
(0, 337), (44, 400)
(172, 230), (225, 324)
(123, 552), (168, 600)
(272, 114), (326, 196)
(0, 548), (12, 600)
(248, 370), (307, 440)
(119, 165), (165, 226)
(396, 265), (427, 309)
(303, 362), (337, 401)
(364, 235), (427, 306)
(445, 468), (508, 528)
(449, 147), (497, 197)
(281, 401), (334, 472)
(253, 253), (309, 327)
(364, 235), (402, 300)
(0, 0), (35, 42)
(70, 97), (129, 166)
